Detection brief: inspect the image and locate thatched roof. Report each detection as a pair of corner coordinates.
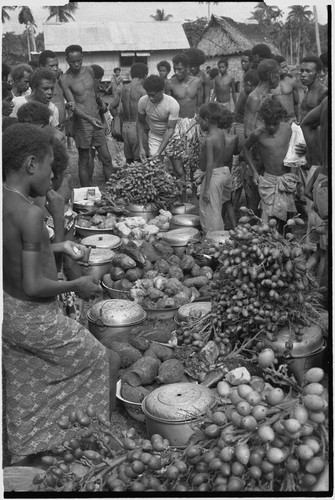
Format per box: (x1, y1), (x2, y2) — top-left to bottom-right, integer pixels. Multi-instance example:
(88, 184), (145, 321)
(196, 15), (279, 57)
(44, 22), (189, 53)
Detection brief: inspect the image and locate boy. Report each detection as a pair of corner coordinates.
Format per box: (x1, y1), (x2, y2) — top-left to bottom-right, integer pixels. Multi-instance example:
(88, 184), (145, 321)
(219, 108), (239, 225)
(243, 98), (299, 233)
(3, 124), (119, 464)
(198, 102), (231, 234)
(213, 58), (236, 111)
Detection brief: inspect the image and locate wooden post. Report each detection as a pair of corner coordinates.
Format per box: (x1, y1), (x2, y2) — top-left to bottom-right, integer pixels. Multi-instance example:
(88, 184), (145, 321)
(313, 6), (321, 56)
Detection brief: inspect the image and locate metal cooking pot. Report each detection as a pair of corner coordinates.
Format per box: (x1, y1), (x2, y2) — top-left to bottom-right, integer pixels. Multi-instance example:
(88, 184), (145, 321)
(87, 299), (146, 344)
(81, 234), (121, 250)
(78, 248), (114, 281)
(267, 325), (326, 386)
(142, 382), (216, 447)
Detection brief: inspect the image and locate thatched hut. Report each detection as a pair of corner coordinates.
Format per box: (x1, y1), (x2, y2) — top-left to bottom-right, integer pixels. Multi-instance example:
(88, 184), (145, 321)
(196, 15), (279, 88)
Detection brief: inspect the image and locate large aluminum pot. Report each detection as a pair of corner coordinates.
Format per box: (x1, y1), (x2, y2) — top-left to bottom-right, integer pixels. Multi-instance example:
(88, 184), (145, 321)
(78, 248), (114, 281)
(267, 325), (326, 386)
(127, 203), (158, 222)
(142, 382), (216, 447)
(87, 299), (146, 344)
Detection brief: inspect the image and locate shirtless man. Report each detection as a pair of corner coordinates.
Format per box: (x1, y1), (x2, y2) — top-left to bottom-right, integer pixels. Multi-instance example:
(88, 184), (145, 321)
(250, 43), (272, 70)
(213, 58), (236, 111)
(60, 44), (114, 186)
(39, 50), (67, 131)
(184, 48), (211, 104)
(165, 53), (202, 119)
(271, 54), (300, 124)
(110, 62), (148, 163)
(300, 55), (328, 122)
(243, 59), (281, 214)
(243, 98), (298, 233)
(10, 63), (33, 97)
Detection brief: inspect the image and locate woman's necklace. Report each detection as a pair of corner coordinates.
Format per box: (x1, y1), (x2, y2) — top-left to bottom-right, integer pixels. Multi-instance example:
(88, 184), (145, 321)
(4, 183), (33, 204)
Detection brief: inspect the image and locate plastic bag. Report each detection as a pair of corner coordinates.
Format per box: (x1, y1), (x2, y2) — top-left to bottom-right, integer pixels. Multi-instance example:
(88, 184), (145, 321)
(283, 122), (307, 168)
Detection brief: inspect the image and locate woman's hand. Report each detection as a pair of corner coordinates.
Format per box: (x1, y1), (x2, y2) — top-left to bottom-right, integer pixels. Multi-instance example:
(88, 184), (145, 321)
(62, 241), (91, 262)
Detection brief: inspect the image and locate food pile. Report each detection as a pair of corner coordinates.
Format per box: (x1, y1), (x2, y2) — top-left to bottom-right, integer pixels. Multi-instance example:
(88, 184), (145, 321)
(103, 239), (213, 308)
(32, 366), (328, 493)
(113, 211), (172, 243)
(76, 212), (117, 230)
(209, 209), (323, 356)
(104, 158), (183, 210)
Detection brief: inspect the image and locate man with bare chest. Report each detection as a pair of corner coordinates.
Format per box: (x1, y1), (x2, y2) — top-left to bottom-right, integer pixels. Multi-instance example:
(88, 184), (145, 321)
(300, 55), (328, 122)
(271, 55), (300, 124)
(213, 58), (236, 111)
(60, 45), (114, 186)
(165, 53), (202, 119)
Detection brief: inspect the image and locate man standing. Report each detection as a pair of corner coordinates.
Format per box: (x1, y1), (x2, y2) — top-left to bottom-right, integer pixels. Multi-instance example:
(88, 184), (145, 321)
(137, 74), (179, 161)
(60, 45), (114, 186)
(110, 62), (148, 164)
(300, 55), (328, 122)
(11, 68), (59, 128)
(213, 58), (236, 111)
(165, 53), (202, 119)
(184, 48), (211, 105)
(271, 54), (300, 124)
(39, 50), (67, 132)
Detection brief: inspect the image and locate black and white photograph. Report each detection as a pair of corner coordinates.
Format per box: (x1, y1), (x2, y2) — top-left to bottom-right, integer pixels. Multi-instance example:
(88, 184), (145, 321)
(1, 1), (330, 494)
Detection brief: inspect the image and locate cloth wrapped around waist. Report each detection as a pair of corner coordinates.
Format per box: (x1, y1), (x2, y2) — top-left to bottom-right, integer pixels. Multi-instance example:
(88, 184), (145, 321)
(258, 171), (299, 221)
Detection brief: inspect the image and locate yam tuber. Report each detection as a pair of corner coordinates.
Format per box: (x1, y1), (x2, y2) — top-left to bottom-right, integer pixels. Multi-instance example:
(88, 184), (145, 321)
(156, 359), (185, 384)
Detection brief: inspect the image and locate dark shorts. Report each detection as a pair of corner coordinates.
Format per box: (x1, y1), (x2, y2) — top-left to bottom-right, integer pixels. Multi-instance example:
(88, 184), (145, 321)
(73, 114), (107, 150)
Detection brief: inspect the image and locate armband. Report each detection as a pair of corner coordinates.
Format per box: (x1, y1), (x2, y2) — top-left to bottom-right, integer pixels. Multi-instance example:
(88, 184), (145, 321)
(22, 242), (41, 252)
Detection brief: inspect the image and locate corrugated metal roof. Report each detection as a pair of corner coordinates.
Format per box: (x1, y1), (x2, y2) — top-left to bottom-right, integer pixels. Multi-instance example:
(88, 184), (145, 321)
(43, 21), (189, 52)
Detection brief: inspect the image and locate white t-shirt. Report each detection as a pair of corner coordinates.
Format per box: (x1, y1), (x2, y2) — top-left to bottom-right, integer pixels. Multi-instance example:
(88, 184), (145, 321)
(11, 96), (59, 128)
(138, 94), (179, 137)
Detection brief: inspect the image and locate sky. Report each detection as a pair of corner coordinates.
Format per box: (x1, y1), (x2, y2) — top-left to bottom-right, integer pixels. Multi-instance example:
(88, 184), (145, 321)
(1, 1), (330, 35)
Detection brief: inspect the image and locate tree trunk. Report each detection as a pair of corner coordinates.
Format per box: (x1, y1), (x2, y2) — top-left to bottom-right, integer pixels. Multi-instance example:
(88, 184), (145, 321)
(290, 30), (293, 66)
(313, 6), (321, 55)
(26, 28), (30, 58)
(28, 23), (36, 52)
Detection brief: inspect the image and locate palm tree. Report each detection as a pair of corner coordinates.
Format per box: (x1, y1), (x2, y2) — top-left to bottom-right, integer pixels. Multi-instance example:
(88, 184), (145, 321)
(287, 5), (313, 63)
(150, 9), (173, 21)
(249, 3), (283, 35)
(44, 2), (78, 23)
(18, 6), (37, 54)
(2, 6), (16, 24)
(198, 2), (219, 19)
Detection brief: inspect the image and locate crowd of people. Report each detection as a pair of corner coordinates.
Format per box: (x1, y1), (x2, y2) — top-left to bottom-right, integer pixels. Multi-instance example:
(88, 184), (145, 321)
(2, 40), (329, 466)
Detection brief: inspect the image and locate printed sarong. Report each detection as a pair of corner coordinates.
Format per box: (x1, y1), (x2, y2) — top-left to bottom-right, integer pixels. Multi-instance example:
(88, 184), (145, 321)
(258, 171), (299, 221)
(2, 292), (110, 462)
(199, 166), (232, 233)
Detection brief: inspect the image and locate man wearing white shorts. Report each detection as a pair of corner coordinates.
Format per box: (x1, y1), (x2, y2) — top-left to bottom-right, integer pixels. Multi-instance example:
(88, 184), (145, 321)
(137, 75), (179, 160)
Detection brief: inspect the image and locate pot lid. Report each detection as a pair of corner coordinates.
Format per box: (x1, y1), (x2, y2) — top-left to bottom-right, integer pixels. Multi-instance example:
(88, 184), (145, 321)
(87, 299), (146, 326)
(142, 383), (215, 422)
(171, 214), (200, 227)
(83, 248), (114, 264)
(162, 228), (201, 247)
(177, 302), (212, 322)
(81, 234), (121, 249)
(269, 325), (323, 356)
(205, 230), (231, 245)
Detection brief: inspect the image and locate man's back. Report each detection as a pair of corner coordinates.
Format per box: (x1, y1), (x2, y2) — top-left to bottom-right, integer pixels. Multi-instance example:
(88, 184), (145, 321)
(121, 80), (146, 122)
